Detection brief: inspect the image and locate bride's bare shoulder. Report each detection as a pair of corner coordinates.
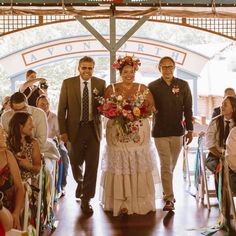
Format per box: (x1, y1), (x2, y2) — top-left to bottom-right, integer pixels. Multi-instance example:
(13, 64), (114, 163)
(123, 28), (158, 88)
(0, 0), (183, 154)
(105, 84), (113, 90)
(114, 82), (123, 87)
(136, 83), (147, 91)
(104, 85), (113, 97)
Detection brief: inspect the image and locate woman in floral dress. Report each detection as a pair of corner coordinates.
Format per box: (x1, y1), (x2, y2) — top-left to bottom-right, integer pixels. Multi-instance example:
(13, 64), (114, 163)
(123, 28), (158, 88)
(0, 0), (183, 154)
(7, 112), (41, 183)
(100, 56), (162, 216)
(0, 124), (24, 230)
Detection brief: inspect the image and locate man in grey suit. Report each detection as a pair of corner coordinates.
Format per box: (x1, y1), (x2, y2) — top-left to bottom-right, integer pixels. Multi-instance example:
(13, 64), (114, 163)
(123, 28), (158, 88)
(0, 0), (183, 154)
(58, 56), (106, 214)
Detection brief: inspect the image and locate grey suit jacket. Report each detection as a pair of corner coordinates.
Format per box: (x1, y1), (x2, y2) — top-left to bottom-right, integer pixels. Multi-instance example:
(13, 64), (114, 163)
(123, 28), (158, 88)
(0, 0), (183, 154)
(58, 75), (106, 143)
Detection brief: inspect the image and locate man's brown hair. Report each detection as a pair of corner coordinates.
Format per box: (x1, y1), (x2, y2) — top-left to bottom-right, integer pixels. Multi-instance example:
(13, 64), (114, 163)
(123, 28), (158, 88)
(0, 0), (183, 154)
(26, 69), (36, 78)
(78, 56), (95, 67)
(158, 56), (175, 71)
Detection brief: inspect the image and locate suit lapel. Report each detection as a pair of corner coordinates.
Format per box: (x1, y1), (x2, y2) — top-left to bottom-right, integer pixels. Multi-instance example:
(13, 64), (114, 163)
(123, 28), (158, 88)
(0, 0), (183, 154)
(75, 76), (81, 105)
(91, 77), (95, 112)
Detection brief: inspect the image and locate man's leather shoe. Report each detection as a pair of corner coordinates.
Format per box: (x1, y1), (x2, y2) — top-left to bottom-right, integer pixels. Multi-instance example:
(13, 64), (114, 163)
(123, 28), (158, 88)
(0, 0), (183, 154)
(81, 201), (93, 214)
(75, 182), (83, 199)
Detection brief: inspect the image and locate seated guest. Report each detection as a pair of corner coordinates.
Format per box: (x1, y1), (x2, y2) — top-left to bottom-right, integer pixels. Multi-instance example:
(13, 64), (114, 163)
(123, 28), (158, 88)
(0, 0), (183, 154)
(1, 92), (48, 151)
(0, 96), (11, 117)
(0, 125), (24, 230)
(212, 87), (236, 118)
(206, 96), (236, 173)
(36, 94), (69, 195)
(1, 92), (60, 166)
(7, 112), (41, 182)
(1, 93), (59, 212)
(226, 127), (236, 194)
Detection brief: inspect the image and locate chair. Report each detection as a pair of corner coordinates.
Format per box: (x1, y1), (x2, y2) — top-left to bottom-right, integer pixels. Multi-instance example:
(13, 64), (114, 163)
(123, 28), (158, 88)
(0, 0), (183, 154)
(194, 133), (217, 210)
(23, 144), (59, 235)
(22, 159), (44, 236)
(182, 135), (199, 188)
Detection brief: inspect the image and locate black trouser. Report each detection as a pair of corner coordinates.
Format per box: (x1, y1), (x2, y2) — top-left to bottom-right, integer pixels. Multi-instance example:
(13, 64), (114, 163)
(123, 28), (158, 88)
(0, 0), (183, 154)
(69, 121), (100, 200)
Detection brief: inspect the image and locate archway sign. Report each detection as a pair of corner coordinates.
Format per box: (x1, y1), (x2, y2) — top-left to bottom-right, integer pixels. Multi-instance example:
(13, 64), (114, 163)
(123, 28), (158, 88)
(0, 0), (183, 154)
(0, 35), (208, 114)
(0, 35), (208, 78)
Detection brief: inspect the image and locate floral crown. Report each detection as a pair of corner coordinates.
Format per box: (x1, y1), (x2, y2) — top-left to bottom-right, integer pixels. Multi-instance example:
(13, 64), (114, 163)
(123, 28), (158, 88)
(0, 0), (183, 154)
(112, 55), (141, 71)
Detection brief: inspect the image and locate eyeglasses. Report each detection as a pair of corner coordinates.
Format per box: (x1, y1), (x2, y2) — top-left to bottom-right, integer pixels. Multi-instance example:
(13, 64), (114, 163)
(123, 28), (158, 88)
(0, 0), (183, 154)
(160, 66), (175, 70)
(80, 67), (94, 71)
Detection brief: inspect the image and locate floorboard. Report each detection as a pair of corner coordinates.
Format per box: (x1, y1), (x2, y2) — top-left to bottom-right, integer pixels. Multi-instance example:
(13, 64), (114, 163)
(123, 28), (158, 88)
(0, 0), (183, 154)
(50, 140), (229, 236)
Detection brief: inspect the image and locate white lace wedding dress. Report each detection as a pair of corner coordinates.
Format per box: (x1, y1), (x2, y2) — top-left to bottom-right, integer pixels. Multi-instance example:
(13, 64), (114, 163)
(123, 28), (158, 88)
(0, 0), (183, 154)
(100, 84), (162, 216)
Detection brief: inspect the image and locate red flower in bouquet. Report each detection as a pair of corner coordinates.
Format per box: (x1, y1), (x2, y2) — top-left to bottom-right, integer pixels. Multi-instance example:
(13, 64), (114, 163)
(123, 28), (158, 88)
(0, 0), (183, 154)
(107, 108), (118, 118)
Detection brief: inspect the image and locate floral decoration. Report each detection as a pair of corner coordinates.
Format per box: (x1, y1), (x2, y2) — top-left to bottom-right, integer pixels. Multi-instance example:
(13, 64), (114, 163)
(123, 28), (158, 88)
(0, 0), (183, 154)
(172, 85), (180, 95)
(93, 87), (99, 96)
(112, 55), (141, 71)
(96, 89), (150, 142)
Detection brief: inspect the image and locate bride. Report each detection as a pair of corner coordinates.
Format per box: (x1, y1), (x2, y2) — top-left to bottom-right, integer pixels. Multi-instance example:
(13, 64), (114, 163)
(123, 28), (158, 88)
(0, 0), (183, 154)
(99, 55), (162, 216)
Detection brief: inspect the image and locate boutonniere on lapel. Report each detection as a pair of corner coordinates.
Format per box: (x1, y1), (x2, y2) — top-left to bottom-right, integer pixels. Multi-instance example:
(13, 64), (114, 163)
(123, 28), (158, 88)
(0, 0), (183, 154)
(93, 88), (99, 96)
(172, 84), (180, 96)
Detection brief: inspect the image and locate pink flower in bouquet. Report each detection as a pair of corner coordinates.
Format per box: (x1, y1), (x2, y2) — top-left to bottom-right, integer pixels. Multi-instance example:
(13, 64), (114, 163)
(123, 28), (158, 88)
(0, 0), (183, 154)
(103, 102), (113, 111)
(98, 102), (112, 113)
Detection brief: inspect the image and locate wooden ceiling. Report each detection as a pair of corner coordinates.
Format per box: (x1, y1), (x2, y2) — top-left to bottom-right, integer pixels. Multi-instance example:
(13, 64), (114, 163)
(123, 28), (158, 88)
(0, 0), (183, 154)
(1, 0), (236, 7)
(1, 0), (236, 41)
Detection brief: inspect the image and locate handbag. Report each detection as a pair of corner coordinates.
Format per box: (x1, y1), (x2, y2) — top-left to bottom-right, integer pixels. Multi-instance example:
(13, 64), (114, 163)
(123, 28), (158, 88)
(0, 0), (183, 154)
(205, 152), (219, 172)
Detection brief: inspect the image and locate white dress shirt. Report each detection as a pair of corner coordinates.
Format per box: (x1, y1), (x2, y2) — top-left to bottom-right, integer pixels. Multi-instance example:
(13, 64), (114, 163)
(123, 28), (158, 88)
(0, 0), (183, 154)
(47, 110), (59, 139)
(226, 127), (236, 172)
(1, 105), (48, 150)
(206, 118), (234, 152)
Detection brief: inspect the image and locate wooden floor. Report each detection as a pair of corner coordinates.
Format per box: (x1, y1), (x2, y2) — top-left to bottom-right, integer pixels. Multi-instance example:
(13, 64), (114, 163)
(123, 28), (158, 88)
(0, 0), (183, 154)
(50, 142), (228, 236)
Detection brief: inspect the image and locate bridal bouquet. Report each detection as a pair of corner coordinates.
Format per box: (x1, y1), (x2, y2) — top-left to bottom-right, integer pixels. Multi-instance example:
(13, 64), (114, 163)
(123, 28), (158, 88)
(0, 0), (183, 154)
(96, 89), (151, 136)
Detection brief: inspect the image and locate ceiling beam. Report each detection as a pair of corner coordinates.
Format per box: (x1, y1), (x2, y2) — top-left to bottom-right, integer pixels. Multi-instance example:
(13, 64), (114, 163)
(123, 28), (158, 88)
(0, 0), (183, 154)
(1, 1), (236, 8)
